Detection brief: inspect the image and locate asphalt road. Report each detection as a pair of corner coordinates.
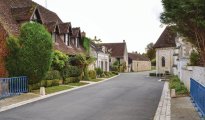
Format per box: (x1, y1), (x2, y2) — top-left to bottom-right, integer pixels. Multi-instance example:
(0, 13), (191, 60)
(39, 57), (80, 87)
(0, 71), (164, 120)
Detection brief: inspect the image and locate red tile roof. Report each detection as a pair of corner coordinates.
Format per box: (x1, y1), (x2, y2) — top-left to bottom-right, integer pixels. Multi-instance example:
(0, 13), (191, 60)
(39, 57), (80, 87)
(128, 53), (150, 61)
(58, 22), (71, 34)
(154, 27), (176, 48)
(100, 42), (126, 58)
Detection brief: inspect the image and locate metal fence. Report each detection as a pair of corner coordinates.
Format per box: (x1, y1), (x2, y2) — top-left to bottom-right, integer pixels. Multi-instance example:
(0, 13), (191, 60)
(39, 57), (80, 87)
(190, 78), (205, 116)
(0, 76), (28, 99)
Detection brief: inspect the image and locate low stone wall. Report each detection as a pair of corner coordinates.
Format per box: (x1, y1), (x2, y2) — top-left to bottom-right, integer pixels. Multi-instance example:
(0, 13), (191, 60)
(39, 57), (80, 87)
(132, 61), (151, 72)
(180, 66), (205, 91)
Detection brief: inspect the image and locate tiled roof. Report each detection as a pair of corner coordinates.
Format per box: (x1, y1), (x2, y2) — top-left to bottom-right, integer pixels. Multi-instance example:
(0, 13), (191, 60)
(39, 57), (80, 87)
(58, 22), (71, 34)
(37, 5), (62, 24)
(54, 36), (76, 55)
(44, 22), (57, 33)
(154, 27), (176, 48)
(100, 42), (126, 57)
(128, 53), (150, 61)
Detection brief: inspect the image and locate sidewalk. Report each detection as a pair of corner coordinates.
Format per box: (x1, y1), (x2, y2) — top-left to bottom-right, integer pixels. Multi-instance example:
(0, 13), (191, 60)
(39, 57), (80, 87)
(171, 97), (200, 120)
(154, 82), (171, 120)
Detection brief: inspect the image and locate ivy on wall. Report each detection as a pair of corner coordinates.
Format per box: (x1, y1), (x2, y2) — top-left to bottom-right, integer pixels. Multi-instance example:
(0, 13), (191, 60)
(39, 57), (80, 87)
(83, 37), (90, 54)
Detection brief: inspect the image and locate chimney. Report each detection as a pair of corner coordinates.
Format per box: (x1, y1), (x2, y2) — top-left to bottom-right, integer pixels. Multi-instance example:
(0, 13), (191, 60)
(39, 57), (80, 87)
(81, 31), (86, 37)
(123, 40), (126, 43)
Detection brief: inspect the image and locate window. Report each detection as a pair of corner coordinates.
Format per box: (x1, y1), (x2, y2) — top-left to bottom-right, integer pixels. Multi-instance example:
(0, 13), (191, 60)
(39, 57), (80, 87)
(64, 34), (68, 46)
(52, 33), (56, 42)
(162, 57), (165, 67)
(76, 38), (79, 48)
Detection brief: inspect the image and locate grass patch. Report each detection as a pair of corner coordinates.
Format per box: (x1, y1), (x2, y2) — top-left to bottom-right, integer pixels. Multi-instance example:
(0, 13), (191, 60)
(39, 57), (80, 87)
(32, 86), (73, 95)
(169, 76), (189, 96)
(89, 78), (105, 82)
(66, 82), (88, 86)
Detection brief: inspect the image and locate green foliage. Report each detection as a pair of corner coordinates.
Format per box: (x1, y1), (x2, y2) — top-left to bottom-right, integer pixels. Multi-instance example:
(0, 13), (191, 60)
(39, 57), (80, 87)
(61, 65), (82, 80)
(95, 68), (103, 76)
(169, 76), (188, 95)
(88, 70), (96, 79)
(64, 77), (81, 84)
(83, 37), (90, 53)
(189, 51), (200, 66)
(6, 36), (21, 76)
(151, 59), (156, 66)
(111, 61), (126, 72)
(6, 22), (53, 84)
(44, 70), (61, 80)
(160, 0), (205, 65)
(145, 42), (156, 60)
(51, 50), (68, 71)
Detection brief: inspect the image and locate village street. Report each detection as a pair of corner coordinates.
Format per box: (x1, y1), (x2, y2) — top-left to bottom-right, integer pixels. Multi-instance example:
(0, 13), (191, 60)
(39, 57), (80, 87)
(0, 72), (164, 120)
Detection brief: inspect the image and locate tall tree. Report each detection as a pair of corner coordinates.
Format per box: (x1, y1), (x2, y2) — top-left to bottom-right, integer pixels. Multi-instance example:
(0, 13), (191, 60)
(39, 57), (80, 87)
(145, 42), (156, 60)
(160, 0), (205, 66)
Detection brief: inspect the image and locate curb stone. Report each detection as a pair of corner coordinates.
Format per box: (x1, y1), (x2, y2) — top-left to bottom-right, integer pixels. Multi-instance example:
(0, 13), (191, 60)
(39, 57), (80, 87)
(153, 81), (171, 120)
(0, 74), (120, 112)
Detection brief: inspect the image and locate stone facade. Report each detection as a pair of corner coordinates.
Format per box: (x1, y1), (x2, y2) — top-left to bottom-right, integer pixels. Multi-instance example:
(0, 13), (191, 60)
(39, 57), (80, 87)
(156, 47), (175, 74)
(131, 61), (151, 72)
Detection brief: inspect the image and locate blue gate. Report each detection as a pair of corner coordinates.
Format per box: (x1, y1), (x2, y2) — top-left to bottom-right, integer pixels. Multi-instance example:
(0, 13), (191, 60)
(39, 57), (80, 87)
(190, 78), (205, 117)
(0, 76), (28, 99)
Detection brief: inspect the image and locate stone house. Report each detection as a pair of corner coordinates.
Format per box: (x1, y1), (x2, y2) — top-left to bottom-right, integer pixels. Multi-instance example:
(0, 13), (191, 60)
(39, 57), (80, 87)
(0, 0), (85, 77)
(154, 27), (176, 74)
(128, 53), (151, 72)
(100, 40), (129, 72)
(89, 41), (110, 71)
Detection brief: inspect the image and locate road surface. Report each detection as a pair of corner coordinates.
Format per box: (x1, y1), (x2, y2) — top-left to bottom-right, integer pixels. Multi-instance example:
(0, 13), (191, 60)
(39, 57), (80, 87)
(0, 71), (164, 120)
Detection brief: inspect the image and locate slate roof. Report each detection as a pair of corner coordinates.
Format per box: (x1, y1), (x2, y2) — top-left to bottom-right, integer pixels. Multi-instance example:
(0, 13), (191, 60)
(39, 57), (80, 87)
(0, 0), (85, 55)
(58, 22), (71, 34)
(100, 42), (126, 58)
(128, 53), (150, 61)
(154, 27), (176, 48)
(72, 27), (81, 38)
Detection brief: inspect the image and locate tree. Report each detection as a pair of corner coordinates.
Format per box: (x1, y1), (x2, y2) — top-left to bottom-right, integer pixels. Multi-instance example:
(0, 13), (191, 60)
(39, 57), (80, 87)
(160, 0), (205, 66)
(70, 54), (95, 80)
(145, 42), (156, 60)
(6, 22), (53, 84)
(51, 50), (68, 71)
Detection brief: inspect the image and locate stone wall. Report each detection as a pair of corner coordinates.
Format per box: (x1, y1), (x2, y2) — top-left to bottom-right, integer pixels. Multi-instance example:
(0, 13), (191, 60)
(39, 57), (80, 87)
(132, 61), (151, 72)
(180, 66), (205, 91)
(156, 47), (175, 74)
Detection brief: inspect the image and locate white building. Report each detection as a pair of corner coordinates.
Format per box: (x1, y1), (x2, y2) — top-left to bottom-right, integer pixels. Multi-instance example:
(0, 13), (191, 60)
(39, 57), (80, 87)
(154, 27), (176, 74)
(89, 42), (110, 71)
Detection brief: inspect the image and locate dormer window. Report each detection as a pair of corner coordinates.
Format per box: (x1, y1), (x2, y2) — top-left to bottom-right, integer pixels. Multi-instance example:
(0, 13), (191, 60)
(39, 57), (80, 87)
(52, 33), (56, 42)
(76, 38), (79, 48)
(64, 34), (68, 45)
(30, 10), (42, 24)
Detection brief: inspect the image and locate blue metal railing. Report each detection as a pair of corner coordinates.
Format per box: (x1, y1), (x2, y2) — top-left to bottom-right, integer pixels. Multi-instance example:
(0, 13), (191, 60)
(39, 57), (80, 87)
(190, 78), (205, 116)
(0, 76), (28, 99)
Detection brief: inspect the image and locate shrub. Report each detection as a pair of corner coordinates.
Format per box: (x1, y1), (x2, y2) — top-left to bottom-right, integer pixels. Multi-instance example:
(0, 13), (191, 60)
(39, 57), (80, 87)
(88, 70), (96, 79)
(189, 51), (200, 66)
(169, 76), (188, 95)
(95, 68), (103, 77)
(64, 77), (81, 84)
(6, 22), (53, 85)
(61, 65), (82, 81)
(149, 73), (156, 76)
(51, 50), (68, 71)
(111, 71), (119, 75)
(44, 70), (61, 80)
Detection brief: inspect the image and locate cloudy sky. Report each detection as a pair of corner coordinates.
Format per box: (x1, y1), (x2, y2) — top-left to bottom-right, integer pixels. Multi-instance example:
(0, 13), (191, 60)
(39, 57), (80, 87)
(33, 0), (165, 53)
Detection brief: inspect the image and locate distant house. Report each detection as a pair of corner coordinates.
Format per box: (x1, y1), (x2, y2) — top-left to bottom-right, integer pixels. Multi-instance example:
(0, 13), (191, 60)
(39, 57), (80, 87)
(154, 27), (176, 74)
(100, 40), (128, 72)
(89, 41), (110, 71)
(128, 53), (151, 72)
(0, 0), (85, 77)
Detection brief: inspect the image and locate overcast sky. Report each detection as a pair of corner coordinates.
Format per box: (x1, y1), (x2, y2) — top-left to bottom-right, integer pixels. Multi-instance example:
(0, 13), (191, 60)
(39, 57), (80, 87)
(33, 0), (165, 53)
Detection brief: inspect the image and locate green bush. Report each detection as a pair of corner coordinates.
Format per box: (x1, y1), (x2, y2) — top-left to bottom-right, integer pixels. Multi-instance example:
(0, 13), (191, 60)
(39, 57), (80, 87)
(61, 65), (82, 81)
(189, 51), (200, 66)
(44, 70), (61, 80)
(169, 76), (188, 95)
(29, 83), (41, 91)
(64, 77), (81, 84)
(6, 22), (53, 85)
(149, 73), (156, 76)
(88, 70), (96, 79)
(95, 68), (103, 76)
(111, 71), (119, 75)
